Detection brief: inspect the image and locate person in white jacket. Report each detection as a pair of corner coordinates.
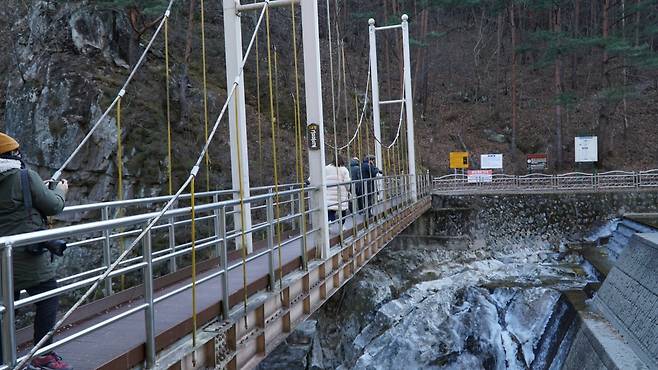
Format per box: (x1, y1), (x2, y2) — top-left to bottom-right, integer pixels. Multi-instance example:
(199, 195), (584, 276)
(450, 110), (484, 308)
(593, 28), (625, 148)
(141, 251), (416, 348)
(325, 155), (351, 224)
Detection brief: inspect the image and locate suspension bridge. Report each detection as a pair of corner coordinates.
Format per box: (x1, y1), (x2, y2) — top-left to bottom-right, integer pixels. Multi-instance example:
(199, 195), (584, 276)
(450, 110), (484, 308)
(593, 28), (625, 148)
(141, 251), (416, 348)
(0, 0), (430, 369)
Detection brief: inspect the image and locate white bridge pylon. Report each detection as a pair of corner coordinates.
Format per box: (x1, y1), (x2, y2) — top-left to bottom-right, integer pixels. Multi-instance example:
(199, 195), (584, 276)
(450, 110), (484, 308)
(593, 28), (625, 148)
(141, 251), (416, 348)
(223, 1), (419, 256)
(369, 15), (418, 202)
(224, 0), (330, 257)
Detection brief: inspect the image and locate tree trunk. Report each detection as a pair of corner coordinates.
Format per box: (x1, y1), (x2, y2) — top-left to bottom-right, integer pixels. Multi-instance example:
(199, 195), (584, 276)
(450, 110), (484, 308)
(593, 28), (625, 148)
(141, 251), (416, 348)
(634, 0), (640, 47)
(622, 0), (629, 136)
(412, 8), (429, 101)
(495, 11), (504, 108)
(602, 0), (610, 83)
(510, 4), (518, 155)
(554, 6), (563, 170)
(571, 0), (580, 89)
(127, 7), (142, 69)
(178, 0), (197, 129)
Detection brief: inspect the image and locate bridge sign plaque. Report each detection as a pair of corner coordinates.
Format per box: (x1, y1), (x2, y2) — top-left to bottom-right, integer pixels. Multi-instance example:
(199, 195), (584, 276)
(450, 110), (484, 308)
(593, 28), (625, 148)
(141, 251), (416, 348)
(307, 123), (320, 150)
(481, 154), (503, 170)
(527, 154), (548, 172)
(467, 170), (493, 183)
(575, 136), (598, 163)
(450, 152), (469, 169)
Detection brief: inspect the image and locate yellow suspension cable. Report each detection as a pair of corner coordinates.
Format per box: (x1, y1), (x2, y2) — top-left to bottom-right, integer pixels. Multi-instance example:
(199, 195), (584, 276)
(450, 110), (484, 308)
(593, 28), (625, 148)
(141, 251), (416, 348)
(356, 94), (363, 227)
(200, 0), (211, 191)
(165, 18), (173, 196)
(352, 93), (360, 239)
(116, 96), (125, 291)
(292, 2), (308, 267)
(255, 2), (264, 182)
(341, 44), (351, 162)
(266, 7), (284, 289)
(190, 176), (198, 363)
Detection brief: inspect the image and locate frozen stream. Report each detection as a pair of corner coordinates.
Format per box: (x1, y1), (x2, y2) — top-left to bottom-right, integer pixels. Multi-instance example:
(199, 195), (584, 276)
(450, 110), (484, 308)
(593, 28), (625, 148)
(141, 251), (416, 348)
(259, 242), (598, 370)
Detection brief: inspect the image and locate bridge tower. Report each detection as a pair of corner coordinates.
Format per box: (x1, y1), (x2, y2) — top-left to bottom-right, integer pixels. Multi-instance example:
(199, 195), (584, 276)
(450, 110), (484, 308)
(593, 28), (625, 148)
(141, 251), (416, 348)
(224, 0), (331, 258)
(369, 15), (418, 201)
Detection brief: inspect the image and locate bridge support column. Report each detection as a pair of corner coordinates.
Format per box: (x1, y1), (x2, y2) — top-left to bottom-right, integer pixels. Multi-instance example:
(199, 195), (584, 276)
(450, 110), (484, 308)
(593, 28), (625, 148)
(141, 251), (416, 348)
(401, 15), (418, 202)
(301, 0), (330, 259)
(368, 19), (383, 170)
(223, 0), (253, 252)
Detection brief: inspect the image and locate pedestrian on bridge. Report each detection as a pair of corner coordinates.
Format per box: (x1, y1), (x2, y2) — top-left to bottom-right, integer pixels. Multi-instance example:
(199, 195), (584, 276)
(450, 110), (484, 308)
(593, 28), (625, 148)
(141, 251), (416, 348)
(0, 132), (72, 370)
(361, 155), (382, 218)
(349, 157), (363, 213)
(325, 155), (351, 225)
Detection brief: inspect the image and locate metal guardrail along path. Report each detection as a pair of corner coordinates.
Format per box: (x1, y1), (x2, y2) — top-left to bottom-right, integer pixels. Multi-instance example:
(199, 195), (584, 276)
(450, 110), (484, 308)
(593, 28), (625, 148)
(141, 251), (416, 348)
(432, 169), (658, 194)
(0, 174), (433, 370)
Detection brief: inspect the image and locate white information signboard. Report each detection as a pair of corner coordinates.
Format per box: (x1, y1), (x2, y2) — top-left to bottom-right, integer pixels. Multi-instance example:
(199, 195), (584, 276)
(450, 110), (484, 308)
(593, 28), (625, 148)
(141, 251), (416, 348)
(481, 154), (503, 169)
(575, 136), (598, 163)
(467, 170), (493, 183)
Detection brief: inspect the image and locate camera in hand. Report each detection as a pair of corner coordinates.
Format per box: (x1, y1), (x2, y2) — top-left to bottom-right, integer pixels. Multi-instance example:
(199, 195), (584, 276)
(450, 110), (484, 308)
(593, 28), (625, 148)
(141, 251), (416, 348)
(25, 240), (68, 258)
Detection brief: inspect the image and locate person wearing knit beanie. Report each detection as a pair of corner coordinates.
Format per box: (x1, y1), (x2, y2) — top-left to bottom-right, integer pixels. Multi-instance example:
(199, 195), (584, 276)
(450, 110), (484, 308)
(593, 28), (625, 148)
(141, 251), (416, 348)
(0, 132), (73, 369)
(0, 132), (20, 154)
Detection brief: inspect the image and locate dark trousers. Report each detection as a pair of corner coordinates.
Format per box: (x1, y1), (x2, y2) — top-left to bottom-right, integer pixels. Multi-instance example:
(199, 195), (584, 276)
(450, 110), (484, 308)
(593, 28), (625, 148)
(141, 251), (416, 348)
(328, 210), (348, 224)
(0, 279), (59, 363)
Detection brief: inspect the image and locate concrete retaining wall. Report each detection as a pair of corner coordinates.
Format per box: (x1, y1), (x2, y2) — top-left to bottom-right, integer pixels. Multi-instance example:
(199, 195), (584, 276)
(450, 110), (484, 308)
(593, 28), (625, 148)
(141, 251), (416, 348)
(593, 233), (658, 368)
(423, 191), (658, 251)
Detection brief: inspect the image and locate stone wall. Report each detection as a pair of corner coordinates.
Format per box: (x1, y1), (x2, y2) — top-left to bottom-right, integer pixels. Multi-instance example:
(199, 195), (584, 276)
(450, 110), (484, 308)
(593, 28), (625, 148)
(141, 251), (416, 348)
(592, 233), (658, 368)
(418, 191), (658, 252)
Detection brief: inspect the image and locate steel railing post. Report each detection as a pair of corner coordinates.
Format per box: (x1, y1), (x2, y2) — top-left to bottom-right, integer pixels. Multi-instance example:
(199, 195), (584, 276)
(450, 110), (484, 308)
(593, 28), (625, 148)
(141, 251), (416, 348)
(101, 207), (113, 297)
(290, 186), (297, 231)
(266, 196), (275, 291)
(1, 246), (17, 366)
(213, 194), (222, 259)
(168, 201), (177, 274)
(219, 207), (230, 319)
(143, 226), (156, 367)
(351, 181), (358, 237)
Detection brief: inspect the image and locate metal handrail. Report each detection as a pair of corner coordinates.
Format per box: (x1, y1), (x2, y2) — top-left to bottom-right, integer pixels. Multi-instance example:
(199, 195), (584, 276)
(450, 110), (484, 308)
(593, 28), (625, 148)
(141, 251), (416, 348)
(433, 169), (658, 193)
(1, 174), (430, 368)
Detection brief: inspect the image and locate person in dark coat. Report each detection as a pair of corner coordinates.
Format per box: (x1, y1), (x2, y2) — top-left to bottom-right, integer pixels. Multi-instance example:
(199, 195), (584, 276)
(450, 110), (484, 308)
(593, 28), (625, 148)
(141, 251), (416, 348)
(0, 132), (72, 370)
(361, 155), (382, 217)
(349, 158), (363, 212)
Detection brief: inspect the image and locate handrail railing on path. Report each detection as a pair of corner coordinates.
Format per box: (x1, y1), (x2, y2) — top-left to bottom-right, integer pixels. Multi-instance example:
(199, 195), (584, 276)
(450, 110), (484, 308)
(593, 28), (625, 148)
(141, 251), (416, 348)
(0, 172), (433, 369)
(433, 169), (658, 193)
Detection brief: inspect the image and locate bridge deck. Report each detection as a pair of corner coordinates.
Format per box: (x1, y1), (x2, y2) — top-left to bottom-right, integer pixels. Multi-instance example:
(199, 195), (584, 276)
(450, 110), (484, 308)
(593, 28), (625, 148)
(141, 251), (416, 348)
(26, 207), (387, 369)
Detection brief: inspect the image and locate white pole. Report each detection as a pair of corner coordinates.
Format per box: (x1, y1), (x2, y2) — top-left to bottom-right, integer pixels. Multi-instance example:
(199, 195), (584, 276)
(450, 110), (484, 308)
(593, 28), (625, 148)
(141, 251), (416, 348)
(302, 0), (330, 259)
(368, 19), (383, 169)
(223, 0), (253, 252)
(401, 14), (418, 201)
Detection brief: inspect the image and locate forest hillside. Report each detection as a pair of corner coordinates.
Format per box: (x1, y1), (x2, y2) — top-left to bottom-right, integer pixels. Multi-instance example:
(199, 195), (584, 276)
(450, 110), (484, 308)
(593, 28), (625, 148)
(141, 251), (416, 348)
(1, 0), (657, 204)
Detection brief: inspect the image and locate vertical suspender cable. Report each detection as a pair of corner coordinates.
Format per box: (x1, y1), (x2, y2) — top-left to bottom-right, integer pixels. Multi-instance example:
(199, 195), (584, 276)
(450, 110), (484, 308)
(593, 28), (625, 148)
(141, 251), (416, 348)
(116, 96), (126, 291)
(291, 2), (308, 268)
(165, 17), (173, 195)
(325, 0), (338, 166)
(273, 47), (284, 287)
(326, 0), (342, 242)
(190, 176), (198, 365)
(200, 0), (211, 191)
(255, 0), (264, 182)
(353, 93), (360, 238)
(266, 7), (284, 289)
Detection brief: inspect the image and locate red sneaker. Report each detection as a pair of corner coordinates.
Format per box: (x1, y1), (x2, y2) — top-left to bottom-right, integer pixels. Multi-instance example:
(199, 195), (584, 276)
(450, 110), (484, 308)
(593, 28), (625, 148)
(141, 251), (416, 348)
(30, 352), (72, 370)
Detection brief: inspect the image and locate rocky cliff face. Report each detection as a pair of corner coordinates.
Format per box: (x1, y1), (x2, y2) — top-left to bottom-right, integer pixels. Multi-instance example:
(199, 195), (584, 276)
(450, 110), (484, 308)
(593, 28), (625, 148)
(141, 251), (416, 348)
(4, 1), (127, 205)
